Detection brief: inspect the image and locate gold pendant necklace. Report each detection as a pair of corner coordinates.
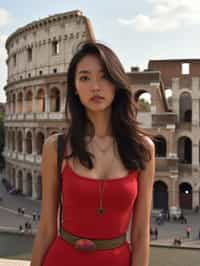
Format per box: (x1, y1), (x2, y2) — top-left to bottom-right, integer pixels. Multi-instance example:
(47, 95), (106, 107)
(90, 140), (115, 216)
(98, 179), (106, 215)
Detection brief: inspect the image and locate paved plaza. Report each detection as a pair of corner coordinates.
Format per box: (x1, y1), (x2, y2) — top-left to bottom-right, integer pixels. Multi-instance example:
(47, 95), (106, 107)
(0, 175), (200, 265)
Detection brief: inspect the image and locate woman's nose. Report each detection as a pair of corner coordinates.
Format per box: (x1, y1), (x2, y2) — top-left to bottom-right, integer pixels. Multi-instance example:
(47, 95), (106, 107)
(91, 80), (100, 92)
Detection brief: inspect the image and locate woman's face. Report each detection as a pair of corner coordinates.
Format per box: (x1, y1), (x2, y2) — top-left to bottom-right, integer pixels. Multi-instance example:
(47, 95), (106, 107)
(75, 54), (115, 114)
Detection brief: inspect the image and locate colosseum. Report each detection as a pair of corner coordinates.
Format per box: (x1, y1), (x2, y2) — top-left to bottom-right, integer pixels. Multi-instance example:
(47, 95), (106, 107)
(3, 10), (94, 200)
(3, 10), (200, 211)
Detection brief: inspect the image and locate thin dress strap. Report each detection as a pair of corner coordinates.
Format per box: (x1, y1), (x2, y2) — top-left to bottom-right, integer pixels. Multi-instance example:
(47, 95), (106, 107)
(57, 133), (66, 235)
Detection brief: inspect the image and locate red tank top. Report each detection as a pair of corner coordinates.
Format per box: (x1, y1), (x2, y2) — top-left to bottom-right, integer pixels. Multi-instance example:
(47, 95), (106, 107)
(61, 150), (139, 240)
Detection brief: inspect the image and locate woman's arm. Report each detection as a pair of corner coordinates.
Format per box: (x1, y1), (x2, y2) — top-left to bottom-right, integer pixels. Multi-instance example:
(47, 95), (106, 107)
(30, 134), (60, 266)
(130, 136), (155, 266)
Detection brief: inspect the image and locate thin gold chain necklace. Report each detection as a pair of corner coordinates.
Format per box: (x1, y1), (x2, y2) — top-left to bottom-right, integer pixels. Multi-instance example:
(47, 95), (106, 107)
(90, 139), (115, 215)
(93, 137), (114, 153)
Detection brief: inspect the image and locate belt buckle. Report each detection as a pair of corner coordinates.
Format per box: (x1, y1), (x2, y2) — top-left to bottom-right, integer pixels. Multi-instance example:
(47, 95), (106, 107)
(75, 238), (96, 252)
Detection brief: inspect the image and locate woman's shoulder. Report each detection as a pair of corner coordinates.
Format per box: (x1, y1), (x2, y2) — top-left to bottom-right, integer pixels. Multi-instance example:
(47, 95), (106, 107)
(140, 134), (155, 154)
(43, 133), (64, 152)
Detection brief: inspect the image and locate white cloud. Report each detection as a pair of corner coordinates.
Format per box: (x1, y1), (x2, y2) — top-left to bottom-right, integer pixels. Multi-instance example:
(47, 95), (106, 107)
(0, 35), (7, 102)
(0, 8), (12, 28)
(0, 8), (12, 102)
(117, 0), (200, 32)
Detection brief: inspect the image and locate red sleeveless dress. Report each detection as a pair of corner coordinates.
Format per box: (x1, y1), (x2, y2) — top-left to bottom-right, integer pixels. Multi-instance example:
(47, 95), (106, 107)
(42, 152), (139, 266)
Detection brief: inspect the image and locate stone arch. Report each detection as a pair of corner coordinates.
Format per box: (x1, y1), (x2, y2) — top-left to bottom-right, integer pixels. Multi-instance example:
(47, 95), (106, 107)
(17, 131), (23, 152)
(165, 88), (172, 105)
(37, 175), (42, 200)
(25, 90), (33, 113)
(11, 130), (15, 151)
(17, 91), (23, 113)
(12, 93), (16, 113)
(8, 130), (12, 150)
(26, 131), (32, 154)
(36, 88), (45, 112)
(16, 170), (23, 192)
(179, 92), (192, 123)
(50, 87), (60, 112)
(179, 182), (193, 209)
(154, 135), (167, 157)
(7, 93), (11, 113)
(134, 89), (151, 112)
(178, 136), (192, 164)
(11, 168), (16, 187)
(153, 180), (168, 210)
(36, 132), (45, 155)
(26, 172), (32, 196)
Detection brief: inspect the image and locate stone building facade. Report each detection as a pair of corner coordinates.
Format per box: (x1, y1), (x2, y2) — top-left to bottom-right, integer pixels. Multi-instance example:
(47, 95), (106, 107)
(129, 60), (200, 210)
(3, 10), (94, 199)
(148, 59), (200, 210)
(3, 11), (200, 210)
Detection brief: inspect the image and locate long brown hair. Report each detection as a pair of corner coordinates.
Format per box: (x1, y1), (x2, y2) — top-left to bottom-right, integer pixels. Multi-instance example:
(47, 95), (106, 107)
(65, 41), (154, 172)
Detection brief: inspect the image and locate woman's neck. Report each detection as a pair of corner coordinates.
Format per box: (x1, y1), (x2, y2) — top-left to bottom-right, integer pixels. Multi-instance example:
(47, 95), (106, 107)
(86, 109), (112, 137)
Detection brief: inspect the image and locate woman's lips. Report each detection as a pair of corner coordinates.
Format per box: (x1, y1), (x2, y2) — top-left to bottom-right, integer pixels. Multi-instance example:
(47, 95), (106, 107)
(90, 96), (105, 103)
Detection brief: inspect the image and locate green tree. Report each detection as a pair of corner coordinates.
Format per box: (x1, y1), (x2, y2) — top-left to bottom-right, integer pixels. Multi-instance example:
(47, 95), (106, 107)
(138, 98), (151, 112)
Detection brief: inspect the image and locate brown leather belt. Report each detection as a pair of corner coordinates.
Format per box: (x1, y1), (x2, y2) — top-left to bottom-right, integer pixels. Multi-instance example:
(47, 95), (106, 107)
(60, 227), (127, 252)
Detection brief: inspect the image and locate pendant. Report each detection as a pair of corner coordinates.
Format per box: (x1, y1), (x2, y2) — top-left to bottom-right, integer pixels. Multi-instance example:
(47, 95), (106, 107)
(98, 207), (104, 215)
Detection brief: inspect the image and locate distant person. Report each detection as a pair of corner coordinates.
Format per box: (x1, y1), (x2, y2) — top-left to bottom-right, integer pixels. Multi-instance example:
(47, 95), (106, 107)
(194, 205), (199, 213)
(173, 237), (181, 246)
(166, 209), (170, 221)
(150, 227), (154, 240)
(154, 227), (158, 240)
(17, 207), (21, 215)
(186, 225), (192, 239)
(25, 221), (29, 232)
(21, 208), (25, 215)
(32, 211), (36, 221)
(28, 223), (32, 233)
(19, 224), (23, 232)
(36, 211), (40, 221)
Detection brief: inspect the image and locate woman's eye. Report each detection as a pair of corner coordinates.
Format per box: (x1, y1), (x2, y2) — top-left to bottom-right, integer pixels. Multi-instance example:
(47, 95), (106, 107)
(80, 76), (89, 81)
(101, 73), (109, 80)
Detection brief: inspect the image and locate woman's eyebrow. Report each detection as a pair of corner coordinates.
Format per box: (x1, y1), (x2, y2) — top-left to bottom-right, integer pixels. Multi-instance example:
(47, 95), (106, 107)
(78, 69), (105, 74)
(78, 70), (90, 74)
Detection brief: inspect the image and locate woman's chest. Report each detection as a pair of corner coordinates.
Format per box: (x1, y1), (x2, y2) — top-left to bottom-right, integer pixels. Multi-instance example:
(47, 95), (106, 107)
(66, 152), (128, 180)
(62, 168), (138, 211)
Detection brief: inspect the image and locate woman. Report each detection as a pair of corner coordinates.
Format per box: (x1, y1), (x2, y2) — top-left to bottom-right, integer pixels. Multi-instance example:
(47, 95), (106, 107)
(31, 41), (155, 266)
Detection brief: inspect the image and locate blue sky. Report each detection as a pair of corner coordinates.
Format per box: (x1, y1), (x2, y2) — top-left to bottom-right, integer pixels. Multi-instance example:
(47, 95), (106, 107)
(1, 0), (200, 102)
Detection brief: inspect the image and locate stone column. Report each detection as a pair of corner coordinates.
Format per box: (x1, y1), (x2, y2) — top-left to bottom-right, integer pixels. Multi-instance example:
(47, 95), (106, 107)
(31, 171), (38, 199)
(192, 98), (199, 127)
(45, 85), (50, 113)
(172, 78), (179, 121)
(192, 143), (199, 167)
(15, 170), (20, 190)
(22, 129), (26, 153)
(170, 175), (179, 208)
(22, 90), (26, 113)
(60, 86), (65, 112)
(169, 176), (177, 208)
(168, 129), (177, 156)
(22, 170), (28, 195)
(32, 128), (36, 155)
(32, 171), (42, 200)
(32, 87), (37, 113)
(14, 128), (18, 152)
(193, 188), (199, 209)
